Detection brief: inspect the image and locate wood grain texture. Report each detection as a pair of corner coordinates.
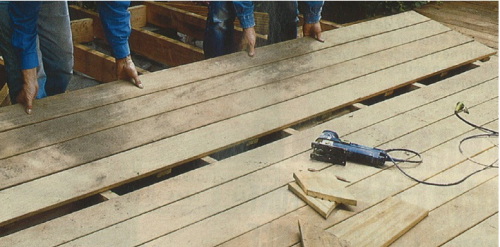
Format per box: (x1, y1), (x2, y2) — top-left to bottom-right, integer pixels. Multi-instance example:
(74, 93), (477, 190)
(2, 55), (497, 247)
(299, 220), (349, 247)
(0, 20), (462, 189)
(0, 45), (495, 231)
(0, 11), (497, 246)
(218, 79), (498, 247)
(294, 171), (357, 206)
(70, 18), (94, 43)
(289, 182), (338, 219)
(0, 11), (430, 132)
(328, 197), (428, 247)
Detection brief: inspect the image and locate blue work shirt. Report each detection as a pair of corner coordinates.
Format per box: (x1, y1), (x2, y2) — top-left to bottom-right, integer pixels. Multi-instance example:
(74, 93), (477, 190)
(232, 1), (323, 28)
(233, 1), (255, 29)
(9, 1), (132, 70)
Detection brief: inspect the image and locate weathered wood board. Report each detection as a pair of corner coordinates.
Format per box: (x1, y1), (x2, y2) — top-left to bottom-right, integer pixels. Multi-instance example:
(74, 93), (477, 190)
(289, 182), (338, 218)
(294, 171), (357, 206)
(0, 11), (496, 246)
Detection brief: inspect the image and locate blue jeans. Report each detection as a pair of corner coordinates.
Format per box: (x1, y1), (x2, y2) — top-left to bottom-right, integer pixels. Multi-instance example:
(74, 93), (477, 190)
(264, 1), (299, 45)
(36, 1), (74, 97)
(204, 1), (254, 59)
(0, 1), (73, 103)
(204, 2), (237, 59)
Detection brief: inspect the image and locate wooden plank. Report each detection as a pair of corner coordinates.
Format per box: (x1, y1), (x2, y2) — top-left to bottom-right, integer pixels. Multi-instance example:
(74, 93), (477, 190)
(299, 220), (348, 247)
(0, 11), (432, 132)
(0, 29), (478, 194)
(129, 27), (204, 66)
(439, 22), (498, 49)
(70, 18), (94, 43)
(293, 171), (357, 206)
(216, 67), (495, 245)
(217, 118), (498, 247)
(416, 4), (498, 31)
(136, 104), (499, 247)
(70, 5), (203, 67)
(54, 132), (497, 247)
(69, 5), (105, 40)
(441, 2), (498, 23)
(0, 58), (6, 91)
(328, 197), (428, 247)
(0, 38), (494, 227)
(62, 81), (499, 246)
(145, 2), (267, 44)
(129, 5), (147, 28)
(163, 2), (271, 36)
(417, 2), (498, 26)
(145, 1), (206, 41)
(289, 182), (338, 219)
(415, 5), (498, 49)
(391, 177), (498, 246)
(2, 58), (496, 247)
(0, 21), (457, 179)
(163, 2), (208, 16)
(0, 57), (8, 106)
(70, 5), (147, 37)
(73, 43), (116, 82)
(441, 213), (498, 247)
(0, 83), (10, 107)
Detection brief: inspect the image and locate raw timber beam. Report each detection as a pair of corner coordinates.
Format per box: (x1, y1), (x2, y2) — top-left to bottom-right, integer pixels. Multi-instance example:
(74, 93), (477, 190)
(69, 5), (106, 40)
(129, 5), (147, 29)
(129, 27), (204, 66)
(145, 2), (267, 43)
(70, 4), (203, 68)
(0, 83), (9, 107)
(0, 59), (10, 106)
(0, 58), (5, 88)
(73, 43), (117, 83)
(145, 1), (206, 41)
(163, 2), (270, 36)
(70, 18), (94, 43)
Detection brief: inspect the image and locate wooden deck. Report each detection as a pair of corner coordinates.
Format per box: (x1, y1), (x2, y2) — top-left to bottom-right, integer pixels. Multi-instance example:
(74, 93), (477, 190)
(0, 10), (498, 246)
(415, 1), (498, 49)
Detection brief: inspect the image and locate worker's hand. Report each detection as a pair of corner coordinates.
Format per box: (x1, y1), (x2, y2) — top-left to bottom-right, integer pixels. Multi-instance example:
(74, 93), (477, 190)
(241, 26), (256, 57)
(116, 55), (143, 89)
(16, 68), (38, 114)
(303, 22), (324, 42)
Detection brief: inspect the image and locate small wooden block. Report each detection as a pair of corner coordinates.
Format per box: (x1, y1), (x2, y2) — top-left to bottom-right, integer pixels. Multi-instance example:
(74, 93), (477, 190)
(294, 171), (357, 206)
(330, 197), (429, 246)
(100, 190), (120, 200)
(288, 182), (337, 219)
(156, 168), (172, 178)
(298, 220), (350, 247)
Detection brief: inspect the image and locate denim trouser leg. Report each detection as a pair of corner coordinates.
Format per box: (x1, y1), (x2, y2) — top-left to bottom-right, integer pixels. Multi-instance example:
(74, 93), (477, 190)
(265, 1), (298, 45)
(37, 1), (73, 96)
(0, 3), (22, 103)
(204, 1), (236, 59)
(35, 36), (47, 99)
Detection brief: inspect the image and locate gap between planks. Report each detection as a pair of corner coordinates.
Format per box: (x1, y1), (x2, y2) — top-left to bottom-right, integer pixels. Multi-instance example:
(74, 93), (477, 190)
(1, 56), (496, 246)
